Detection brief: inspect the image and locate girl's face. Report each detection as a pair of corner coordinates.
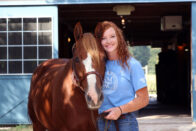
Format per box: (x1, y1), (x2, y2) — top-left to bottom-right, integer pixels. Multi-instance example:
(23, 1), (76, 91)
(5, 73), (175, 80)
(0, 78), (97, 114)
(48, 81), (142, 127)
(101, 27), (118, 56)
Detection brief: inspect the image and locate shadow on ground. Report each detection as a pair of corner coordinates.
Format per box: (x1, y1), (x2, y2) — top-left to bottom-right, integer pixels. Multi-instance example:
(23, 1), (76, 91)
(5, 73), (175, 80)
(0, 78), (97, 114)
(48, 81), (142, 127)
(137, 96), (196, 131)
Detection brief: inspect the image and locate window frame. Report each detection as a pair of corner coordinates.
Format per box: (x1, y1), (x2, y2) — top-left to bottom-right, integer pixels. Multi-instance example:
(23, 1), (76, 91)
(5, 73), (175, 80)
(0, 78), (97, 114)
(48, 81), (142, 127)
(0, 16), (53, 75)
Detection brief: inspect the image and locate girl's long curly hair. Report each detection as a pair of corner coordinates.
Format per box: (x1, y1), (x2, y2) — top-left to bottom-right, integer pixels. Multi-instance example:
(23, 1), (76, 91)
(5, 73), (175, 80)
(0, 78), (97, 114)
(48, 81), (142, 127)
(95, 21), (131, 68)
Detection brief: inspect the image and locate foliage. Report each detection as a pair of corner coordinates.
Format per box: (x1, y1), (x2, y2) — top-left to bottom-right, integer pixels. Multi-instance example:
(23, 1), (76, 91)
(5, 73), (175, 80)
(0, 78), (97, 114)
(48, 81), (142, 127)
(129, 46), (161, 74)
(148, 48), (161, 74)
(129, 46), (150, 67)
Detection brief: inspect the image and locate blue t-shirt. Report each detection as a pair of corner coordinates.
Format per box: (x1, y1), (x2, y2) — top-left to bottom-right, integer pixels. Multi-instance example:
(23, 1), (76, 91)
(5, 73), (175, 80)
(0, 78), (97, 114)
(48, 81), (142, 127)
(99, 57), (147, 114)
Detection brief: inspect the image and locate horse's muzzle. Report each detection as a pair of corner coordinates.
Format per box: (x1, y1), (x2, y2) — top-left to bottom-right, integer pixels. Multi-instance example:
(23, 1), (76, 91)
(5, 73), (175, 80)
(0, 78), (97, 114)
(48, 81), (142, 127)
(85, 90), (103, 110)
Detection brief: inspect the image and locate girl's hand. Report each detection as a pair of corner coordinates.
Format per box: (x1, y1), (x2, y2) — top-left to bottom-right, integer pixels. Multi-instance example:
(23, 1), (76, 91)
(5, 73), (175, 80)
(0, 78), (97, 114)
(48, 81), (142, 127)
(104, 107), (122, 120)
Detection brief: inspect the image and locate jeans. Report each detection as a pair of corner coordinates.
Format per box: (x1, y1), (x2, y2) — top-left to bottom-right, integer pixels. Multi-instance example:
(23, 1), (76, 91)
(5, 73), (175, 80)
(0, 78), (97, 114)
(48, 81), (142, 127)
(97, 113), (139, 131)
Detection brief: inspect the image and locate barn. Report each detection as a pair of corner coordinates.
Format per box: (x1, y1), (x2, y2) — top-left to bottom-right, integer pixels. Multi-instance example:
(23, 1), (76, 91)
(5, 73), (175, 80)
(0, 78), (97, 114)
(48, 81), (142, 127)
(0, 0), (196, 125)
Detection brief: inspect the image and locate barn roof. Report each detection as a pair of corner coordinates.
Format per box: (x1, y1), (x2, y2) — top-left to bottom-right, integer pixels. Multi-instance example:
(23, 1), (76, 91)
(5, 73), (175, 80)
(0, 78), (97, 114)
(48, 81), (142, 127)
(0, 0), (195, 6)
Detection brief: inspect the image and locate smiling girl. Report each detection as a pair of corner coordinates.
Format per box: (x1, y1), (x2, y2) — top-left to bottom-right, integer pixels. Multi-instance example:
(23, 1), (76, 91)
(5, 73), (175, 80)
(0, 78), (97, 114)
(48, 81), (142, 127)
(95, 21), (149, 131)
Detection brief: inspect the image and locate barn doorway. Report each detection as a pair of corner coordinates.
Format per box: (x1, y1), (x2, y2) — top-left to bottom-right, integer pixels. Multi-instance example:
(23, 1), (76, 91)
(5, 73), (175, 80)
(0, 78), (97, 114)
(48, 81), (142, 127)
(58, 2), (191, 116)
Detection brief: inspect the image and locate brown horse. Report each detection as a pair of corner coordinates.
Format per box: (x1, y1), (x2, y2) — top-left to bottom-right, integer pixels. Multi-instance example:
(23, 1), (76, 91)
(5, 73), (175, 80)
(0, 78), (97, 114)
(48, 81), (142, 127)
(28, 22), (106, 131)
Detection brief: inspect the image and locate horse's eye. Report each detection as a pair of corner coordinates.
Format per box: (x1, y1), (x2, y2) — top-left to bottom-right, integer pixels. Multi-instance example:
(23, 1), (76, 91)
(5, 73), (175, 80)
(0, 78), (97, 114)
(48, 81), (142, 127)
(74, 57), (80, 63)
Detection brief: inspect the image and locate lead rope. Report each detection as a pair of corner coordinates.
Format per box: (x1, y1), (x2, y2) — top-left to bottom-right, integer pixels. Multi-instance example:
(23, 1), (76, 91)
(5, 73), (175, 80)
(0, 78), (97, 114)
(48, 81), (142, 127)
(90, 110), (97, 129)
(90, 110), (112, 131)
(104, 119), (112, 131)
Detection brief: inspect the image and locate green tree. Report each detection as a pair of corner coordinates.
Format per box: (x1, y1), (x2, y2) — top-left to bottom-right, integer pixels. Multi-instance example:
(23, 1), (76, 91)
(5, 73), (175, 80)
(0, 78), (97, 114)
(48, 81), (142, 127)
(148, 48), (161, 74)
(129, 46), (151, 67)
(129, 46), (161, 74)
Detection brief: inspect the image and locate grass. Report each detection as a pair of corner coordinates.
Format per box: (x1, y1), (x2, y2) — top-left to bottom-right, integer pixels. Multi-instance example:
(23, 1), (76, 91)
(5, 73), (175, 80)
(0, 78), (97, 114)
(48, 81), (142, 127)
(146, 74), (157, 94)
(0, 125), (32, 131)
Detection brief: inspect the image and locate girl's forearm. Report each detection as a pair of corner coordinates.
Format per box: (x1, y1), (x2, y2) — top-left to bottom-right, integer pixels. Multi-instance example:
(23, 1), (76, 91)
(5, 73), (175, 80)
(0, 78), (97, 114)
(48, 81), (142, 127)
(120, 87), (149, 114)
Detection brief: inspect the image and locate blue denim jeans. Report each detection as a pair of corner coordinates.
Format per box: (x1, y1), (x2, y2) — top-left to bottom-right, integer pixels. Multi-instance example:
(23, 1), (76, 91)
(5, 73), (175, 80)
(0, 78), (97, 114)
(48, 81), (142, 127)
(97, 113), (139, 131)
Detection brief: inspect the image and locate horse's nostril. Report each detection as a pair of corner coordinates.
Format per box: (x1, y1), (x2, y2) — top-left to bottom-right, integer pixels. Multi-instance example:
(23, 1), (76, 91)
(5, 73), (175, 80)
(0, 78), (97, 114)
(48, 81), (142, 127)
(86, 95), (91, 101)
(86, 95), (96, 106)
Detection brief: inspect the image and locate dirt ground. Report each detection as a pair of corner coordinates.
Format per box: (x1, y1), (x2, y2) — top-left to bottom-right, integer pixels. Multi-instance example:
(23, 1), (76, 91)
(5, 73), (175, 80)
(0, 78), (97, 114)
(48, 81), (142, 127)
(137, 96), (196, 131)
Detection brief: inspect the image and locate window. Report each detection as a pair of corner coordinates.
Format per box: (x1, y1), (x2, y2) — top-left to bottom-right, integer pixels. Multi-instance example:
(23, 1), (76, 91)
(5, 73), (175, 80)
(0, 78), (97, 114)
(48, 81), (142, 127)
(0, 17), (53, 74)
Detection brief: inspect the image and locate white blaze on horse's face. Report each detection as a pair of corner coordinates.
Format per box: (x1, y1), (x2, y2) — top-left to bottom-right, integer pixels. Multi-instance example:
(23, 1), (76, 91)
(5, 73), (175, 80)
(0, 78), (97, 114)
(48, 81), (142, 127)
(82, 53), (99, 108)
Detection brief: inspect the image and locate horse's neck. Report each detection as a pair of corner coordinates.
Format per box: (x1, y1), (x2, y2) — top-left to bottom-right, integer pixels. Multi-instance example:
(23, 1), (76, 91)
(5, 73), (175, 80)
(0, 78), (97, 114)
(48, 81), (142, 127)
(63, 60), (77, 88)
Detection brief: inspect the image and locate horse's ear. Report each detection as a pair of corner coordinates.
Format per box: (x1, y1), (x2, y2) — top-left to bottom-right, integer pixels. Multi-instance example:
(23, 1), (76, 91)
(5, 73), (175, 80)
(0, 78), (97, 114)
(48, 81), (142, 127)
(94, 22), (103, 39)
(74, 22), (83, 41)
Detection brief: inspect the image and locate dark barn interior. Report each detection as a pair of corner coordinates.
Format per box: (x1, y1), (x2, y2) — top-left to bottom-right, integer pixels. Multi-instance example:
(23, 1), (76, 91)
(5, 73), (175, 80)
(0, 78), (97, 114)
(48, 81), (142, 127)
(58, 2), (191, 114)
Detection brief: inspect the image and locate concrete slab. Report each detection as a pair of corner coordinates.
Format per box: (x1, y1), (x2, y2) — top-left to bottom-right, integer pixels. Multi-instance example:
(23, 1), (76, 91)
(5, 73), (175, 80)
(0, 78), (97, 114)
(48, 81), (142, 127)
(137, 97), (196, 131)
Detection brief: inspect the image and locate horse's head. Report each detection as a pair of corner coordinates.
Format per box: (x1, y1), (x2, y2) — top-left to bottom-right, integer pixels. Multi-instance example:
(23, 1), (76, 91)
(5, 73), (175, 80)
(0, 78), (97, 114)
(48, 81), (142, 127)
(72, 22), (106, 109)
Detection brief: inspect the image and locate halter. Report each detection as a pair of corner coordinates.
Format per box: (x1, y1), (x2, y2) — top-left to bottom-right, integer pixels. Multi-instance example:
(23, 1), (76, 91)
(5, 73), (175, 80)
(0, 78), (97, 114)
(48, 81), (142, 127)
(72, 59), (103, 92)
(72, 43), (103, 92)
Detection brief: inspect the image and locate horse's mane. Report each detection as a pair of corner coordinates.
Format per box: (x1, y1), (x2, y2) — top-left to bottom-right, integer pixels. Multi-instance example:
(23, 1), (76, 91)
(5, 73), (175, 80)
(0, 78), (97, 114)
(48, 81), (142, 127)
(81, 33), (102, 66)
